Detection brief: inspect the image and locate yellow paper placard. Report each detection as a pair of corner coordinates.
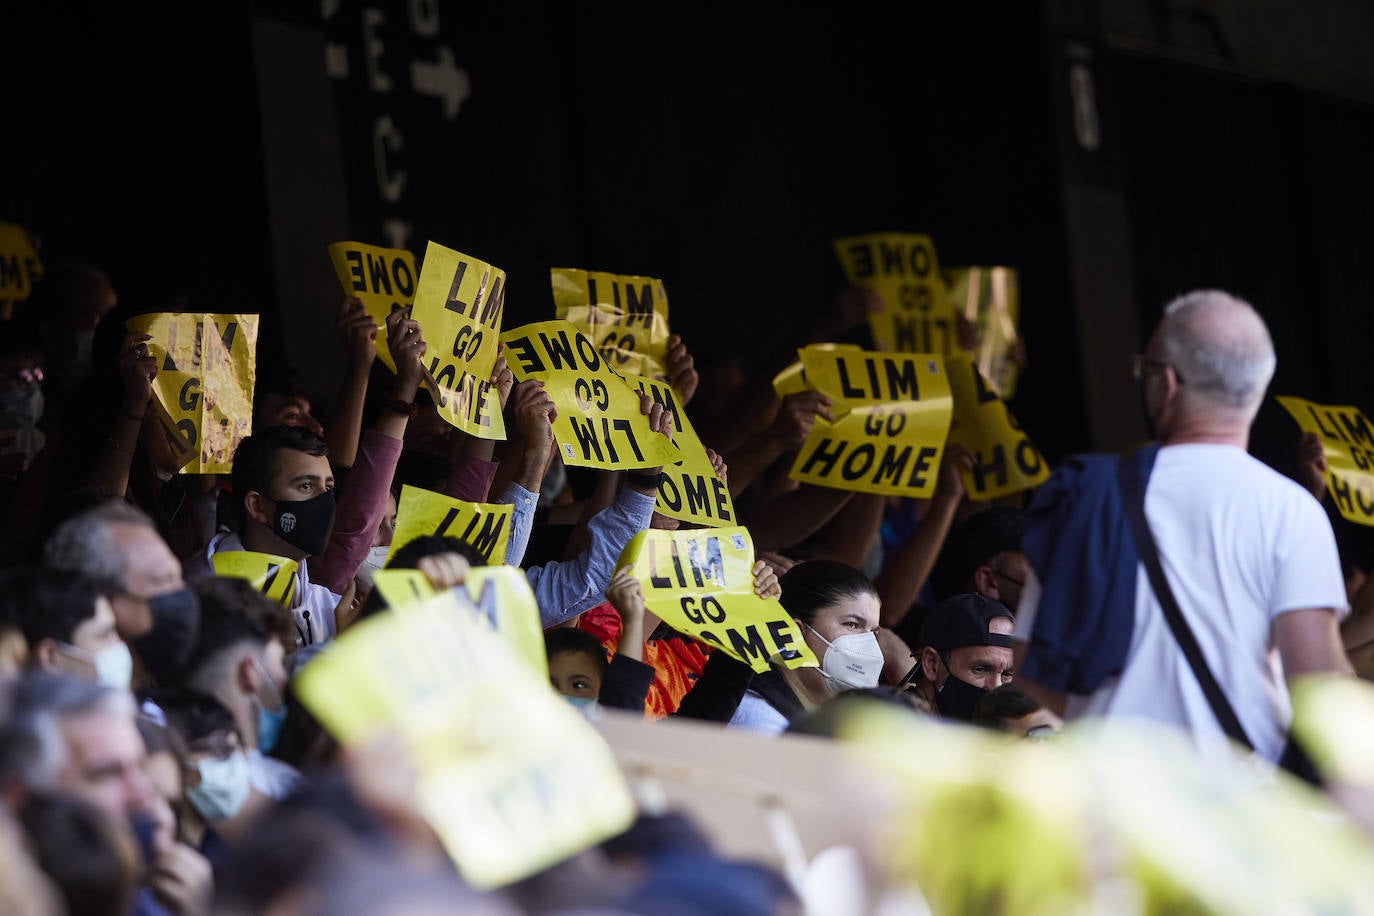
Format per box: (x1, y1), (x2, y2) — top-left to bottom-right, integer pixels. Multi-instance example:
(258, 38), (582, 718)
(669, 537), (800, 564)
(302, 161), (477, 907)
(410, 241), (506, 440)
(1277, 395), (1374, 527)
(126, 313), (258, 475)
(787, 347), (953, 498)
(619, 527), (817, 673)
(946, 353), (1048, 501)
(0, 223), (42, 303)
(326, 241), (420, 373)
(211, 550), (299, 608)
(772, 360), (808, 398)
(945, 266), (1021, 399)
(551, 268), (671, 379)
(834, 233), (956, 354)
(630, 376), (735, 528)
(372, 565), (547, 680)
(293, 591), (634, 889)
(501, 320), (680, 470)
(389, 485), (513, 565)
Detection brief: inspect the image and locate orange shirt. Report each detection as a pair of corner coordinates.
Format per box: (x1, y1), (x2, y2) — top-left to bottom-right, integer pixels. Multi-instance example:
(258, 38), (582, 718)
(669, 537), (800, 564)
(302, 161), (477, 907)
(576, 601), (713, 719)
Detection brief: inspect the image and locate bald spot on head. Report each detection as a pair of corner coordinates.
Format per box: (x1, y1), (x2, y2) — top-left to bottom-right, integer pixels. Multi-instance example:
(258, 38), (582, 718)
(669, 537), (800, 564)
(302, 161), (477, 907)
(1153, 289), (1276, 417)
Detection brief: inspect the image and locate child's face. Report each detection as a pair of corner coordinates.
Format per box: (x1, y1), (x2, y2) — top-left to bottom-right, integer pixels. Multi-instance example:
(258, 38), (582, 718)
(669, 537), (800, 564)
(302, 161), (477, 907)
(548, 650), (603, 700)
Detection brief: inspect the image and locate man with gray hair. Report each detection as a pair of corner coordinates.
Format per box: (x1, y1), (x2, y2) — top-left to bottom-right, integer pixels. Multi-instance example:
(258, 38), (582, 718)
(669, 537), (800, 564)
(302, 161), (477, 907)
(1012, 290), (1350, 768)
(43, 500), (201, 684)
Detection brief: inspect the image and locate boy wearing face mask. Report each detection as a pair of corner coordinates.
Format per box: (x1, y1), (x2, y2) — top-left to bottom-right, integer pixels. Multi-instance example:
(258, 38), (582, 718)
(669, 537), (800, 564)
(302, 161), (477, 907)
(902, 593), (1016, 723)
(2, 567), (135, 690)
(170, 577), (298, 803)
(152, 689), (253, 856)
(189, 310), (428, 646)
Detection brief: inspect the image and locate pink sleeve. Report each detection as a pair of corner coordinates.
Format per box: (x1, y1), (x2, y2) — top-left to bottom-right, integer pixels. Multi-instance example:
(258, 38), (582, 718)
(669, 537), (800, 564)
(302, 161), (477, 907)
(438, 451), (499, 503)
(309, 428), (402, 594)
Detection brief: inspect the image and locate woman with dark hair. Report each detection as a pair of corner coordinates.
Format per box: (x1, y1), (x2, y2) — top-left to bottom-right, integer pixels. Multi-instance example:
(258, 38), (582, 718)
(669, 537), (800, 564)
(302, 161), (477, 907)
(678, 559), (885, 734)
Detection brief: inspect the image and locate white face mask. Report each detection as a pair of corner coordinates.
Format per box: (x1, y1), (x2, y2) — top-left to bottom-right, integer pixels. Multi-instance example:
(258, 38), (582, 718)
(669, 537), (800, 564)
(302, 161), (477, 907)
(188, 751), (251, 821)
(805, 624), (884, 694)
(355, 545), (390, 589)
(58, 641), (134, 690)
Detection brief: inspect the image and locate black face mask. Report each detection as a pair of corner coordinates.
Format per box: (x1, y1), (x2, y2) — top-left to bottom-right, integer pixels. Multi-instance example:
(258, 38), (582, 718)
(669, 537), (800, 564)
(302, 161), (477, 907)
(132, 587), (201, 683)
(268, 489), (336, 557)
(936, 672), (989, 722)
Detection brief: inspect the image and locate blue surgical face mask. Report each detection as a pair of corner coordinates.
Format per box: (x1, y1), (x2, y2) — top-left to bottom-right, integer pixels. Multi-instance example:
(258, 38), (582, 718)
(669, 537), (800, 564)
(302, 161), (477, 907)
(252, 654), (287, 754)
(563, 695), (599, 721)
(188, 751), (250, 821)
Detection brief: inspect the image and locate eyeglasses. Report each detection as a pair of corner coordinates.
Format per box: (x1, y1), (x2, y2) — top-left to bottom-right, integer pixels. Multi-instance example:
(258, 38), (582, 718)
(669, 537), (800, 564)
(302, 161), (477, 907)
(187, 731), (242, 761)
(1130, 355), (1185, 385)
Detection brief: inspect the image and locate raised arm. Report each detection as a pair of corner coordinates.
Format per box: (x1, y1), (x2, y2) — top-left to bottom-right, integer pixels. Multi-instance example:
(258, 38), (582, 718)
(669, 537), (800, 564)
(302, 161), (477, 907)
(324, 297), (379, 469)
(84, 332), (157, 497)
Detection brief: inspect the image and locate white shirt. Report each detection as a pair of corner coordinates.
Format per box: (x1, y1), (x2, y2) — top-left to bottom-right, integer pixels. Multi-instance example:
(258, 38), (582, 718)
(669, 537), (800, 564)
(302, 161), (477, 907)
(1017, 444), (1348, 762)
(728, 690), (791, 735)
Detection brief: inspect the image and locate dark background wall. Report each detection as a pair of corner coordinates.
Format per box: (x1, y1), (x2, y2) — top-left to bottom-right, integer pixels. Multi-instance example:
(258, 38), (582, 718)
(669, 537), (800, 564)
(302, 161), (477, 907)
(4, 1), (1370, 477)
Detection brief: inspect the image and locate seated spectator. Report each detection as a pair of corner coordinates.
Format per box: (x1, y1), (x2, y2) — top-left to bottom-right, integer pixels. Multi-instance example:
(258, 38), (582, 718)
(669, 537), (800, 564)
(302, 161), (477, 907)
(971, 684), (1062, 738)
(151, 690), (251, 851)
(0, 568), (131, 689)
(901, 593), (1015, 722)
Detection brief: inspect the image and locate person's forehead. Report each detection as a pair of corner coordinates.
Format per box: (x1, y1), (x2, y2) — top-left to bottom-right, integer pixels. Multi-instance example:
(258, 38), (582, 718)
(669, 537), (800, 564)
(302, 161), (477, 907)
(821, 592), (881, 624)
(273, 448), (332, 480)
(548, 651), (600, 678)
(108, 522), (177, 566)
(60, 708), (141, 759)
(950, 644), (1014, 668)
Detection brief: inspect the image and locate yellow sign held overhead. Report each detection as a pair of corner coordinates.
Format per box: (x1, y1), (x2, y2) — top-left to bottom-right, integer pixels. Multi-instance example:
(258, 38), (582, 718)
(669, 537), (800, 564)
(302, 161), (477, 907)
(326, 241), (420, 373)
(945, 266), (1022, 399)
(551, 267), (671, 379)
(946, 353), (1047, 501)
(389, 485), (513, 565)
(620, 527), (817, 673)
(410, 241), (506, 440)
(631, 376), (734, 528)
(212, 550), (299, 608)
(1277, 396), (1374, 527)
(501, 320), (679, 470)
(294, 589), (634, 889)
(834, 232), (956, 354)
(787, 346), (953, 498)
(126, 313), (258, 475)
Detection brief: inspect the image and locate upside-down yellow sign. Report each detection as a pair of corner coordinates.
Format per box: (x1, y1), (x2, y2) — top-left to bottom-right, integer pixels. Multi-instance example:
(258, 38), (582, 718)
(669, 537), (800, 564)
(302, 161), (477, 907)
(388, 485), (514, 565)
(551, 268), (671, 379)
(946, 353), (1048, 501)
(1278, 395), (1374, 527)
(787, 345), (953, 498)
(945, 266), (1022, 399)
(410, 241), (506, 440)
(501, 320), (679, 470)
(326, 241), (420, 373)
(126, 313), (258, 475)
(211, 551), (299, 608)
(294, 588), (633, 889)
(631, 376), (734, 528)
(834, 233), (957, 354)
(619, 526), (817, 673)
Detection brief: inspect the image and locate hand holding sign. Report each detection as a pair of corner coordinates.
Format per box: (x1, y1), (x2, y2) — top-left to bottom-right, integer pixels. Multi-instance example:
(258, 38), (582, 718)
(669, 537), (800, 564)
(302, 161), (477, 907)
(337, 296), (379, 368)
(118, 332), (157, 420)
(385, 306), (428, 398)
(664, 334), (698, 405)
(771, 391), (835, 450)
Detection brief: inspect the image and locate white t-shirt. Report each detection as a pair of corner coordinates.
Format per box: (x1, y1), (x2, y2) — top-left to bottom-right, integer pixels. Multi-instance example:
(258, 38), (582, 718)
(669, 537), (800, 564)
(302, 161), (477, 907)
(1017, 444), (1348, 762)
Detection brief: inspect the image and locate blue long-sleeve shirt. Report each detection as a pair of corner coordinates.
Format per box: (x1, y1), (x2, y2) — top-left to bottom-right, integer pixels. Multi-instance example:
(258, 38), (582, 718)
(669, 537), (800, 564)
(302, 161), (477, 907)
(497, 482), (656, 627)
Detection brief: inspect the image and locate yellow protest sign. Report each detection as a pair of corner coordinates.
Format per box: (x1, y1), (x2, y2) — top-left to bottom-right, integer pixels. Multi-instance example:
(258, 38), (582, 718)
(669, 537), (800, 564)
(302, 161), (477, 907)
(788, 346), (953, 498)
(946, 353), (1048, 501)
(389, 485), (513, 565)
(501, 320), (680, 470)
(0, 223), (42, 304)
(551, 268), (671, 379)
(772, 360), (808, 398)
(326, 241), (420, 373)
(211, 550), (299, 608)
(630, 376), (735, 527)
(126, 313), (258, 475)
(619, 527), (817, 673)
(834, 232), (956, 354)
(945, 266), (1021, 399)
(410, 241), (506, 440)
(372, 565), (548, 680)
(1277, 396), (1374, 527)
(294, 590), (635, 889)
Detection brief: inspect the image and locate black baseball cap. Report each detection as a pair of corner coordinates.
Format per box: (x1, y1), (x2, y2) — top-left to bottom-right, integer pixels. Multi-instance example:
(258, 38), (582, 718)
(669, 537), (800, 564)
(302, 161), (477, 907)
(918, 593), (1015, 656)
